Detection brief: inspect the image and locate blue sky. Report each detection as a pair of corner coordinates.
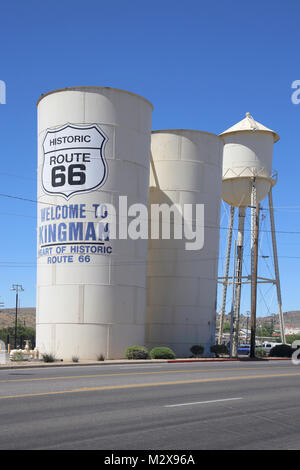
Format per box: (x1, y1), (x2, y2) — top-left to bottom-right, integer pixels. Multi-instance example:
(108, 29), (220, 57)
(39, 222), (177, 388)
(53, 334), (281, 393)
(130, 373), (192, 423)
(0, 0), (299, 316)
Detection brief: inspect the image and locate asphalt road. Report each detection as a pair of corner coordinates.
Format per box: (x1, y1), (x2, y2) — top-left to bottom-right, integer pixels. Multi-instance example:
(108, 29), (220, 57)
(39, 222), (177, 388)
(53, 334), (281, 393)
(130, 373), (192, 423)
(0, 360), (299, 450)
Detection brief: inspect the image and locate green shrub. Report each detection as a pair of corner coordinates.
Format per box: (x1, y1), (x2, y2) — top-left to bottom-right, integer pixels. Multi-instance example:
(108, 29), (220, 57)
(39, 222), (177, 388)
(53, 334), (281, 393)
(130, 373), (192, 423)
(285, 334), (300, 345)
(11, 351), (24, 362)
(269, 344), (293, 358)
(149, 347), (176, 359)
(125, 345), (149, 360)
(190, 344), (204, 357)
(210, 344), (229, 357)
(255, 347), (267, 358)
(0, 325), (36, 349)
(42, 353), (56, 363)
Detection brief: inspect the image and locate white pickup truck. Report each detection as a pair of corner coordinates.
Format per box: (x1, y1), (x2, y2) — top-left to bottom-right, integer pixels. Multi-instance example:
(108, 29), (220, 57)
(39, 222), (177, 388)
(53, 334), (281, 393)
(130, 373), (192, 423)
(261, 341), (282, 355)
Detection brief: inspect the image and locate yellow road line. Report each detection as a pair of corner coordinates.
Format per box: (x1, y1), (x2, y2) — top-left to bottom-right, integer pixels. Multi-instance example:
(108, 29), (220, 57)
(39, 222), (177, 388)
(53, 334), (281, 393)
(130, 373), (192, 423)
(0, 372), (299, 400)
(0, 366), (291, 384)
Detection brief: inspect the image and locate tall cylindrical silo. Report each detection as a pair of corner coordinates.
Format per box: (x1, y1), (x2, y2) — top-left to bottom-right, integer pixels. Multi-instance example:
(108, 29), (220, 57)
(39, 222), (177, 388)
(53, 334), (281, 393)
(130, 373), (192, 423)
(36, 86), (153, 360)
(146, 130), (223, 356)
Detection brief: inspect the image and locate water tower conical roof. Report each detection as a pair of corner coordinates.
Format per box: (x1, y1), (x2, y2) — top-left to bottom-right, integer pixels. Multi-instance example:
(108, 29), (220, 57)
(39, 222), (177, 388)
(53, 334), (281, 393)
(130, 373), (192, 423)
(220, 112), (280, 143)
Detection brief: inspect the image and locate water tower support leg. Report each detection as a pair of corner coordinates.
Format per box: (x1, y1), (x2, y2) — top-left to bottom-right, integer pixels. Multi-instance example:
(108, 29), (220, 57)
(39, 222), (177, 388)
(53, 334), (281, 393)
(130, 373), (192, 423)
(231, 206), (246, 357)
(268, 188), (286, 343)
(250, 179), (259, 358)
(218, 205), (235, 344)
(229, 240), (237, 357)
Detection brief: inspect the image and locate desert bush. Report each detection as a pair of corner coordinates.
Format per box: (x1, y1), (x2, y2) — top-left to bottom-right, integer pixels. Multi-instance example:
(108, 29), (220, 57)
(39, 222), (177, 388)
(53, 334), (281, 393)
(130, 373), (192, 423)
(190, 345), (204, 357)
(255, 347), (267, 358)
(42, 353), (56, 363)
(11, 351), (24, 362)
(149, 347), (176, 359)
(269, 344), (293, 358)
(125, 345), (149, 360)
(210, 344), (229, 357)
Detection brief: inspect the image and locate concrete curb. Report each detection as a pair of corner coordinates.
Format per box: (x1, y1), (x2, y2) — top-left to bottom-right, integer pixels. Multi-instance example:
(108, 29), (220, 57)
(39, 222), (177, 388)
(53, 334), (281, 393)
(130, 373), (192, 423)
(167, 357), (291, 363)
(0, 360), (168, 370)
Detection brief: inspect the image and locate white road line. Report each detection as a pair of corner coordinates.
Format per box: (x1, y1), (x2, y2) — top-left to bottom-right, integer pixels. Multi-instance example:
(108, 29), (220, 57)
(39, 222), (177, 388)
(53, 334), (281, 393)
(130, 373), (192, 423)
(165, 397), (243, 408)
(86, 365), (165, 370)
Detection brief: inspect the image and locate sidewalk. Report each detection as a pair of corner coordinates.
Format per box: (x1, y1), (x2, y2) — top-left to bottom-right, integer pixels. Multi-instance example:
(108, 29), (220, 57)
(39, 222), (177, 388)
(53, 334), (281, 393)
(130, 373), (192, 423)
(0, 356), (291, 370)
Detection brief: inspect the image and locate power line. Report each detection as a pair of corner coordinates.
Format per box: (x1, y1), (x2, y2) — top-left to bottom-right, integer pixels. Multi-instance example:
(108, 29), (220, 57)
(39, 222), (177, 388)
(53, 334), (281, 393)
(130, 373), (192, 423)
(1, 191), (300, 236)
(2, 170), (300, 209)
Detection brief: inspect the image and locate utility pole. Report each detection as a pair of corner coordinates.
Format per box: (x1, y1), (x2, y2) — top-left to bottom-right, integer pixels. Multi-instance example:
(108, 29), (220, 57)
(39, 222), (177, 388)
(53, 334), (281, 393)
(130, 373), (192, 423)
(11, 284), (24, 349)
(246, 311), (250, 344)
(250, 178), (260, 358)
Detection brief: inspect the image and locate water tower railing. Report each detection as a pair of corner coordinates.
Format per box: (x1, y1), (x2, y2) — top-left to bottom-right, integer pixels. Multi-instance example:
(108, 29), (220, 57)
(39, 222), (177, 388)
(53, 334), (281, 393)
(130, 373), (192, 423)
(223, 166), (278, 185)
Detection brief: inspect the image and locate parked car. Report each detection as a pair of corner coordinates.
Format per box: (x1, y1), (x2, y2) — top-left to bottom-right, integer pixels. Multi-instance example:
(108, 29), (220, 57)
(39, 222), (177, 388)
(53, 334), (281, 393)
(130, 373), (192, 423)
(237, 344), (250, 355)
(261, 341), (282, 355)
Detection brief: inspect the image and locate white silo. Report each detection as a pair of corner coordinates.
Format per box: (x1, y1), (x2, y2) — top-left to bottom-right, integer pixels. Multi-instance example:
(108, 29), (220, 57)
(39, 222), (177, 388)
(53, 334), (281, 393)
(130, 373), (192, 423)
(146, 130), (223, 357)
(36, 86), (153, 360)
(218, 113), (285, 356)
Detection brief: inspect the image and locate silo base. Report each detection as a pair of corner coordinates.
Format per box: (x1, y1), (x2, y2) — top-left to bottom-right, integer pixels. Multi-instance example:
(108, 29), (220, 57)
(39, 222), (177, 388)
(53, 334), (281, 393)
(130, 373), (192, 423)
(36, 323), (146, 361)
(145, 317), (215, 358)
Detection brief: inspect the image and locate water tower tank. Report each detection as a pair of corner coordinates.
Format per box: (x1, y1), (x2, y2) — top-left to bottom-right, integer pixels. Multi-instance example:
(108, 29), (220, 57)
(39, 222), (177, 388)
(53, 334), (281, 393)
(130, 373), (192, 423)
(146, 130), (223, 356)
(36, 86), (153, 360)
(221, 113), (279, 207)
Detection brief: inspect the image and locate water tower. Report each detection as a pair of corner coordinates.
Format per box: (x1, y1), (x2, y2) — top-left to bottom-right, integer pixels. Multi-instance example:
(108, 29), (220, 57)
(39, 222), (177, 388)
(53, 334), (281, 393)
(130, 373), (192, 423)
(218, 113), (285, 356)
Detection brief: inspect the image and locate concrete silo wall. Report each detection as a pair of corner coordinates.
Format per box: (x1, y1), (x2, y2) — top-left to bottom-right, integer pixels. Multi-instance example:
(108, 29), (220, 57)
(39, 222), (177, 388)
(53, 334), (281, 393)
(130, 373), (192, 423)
(146, 130), (223, 356)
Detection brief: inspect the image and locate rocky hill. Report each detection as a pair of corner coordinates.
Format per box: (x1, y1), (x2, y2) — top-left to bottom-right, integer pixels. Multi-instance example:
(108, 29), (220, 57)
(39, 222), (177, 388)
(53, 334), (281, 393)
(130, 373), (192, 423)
(1, 308), (299, 331)
(0, 308), (36, 329)
(217, 311), (300, 329)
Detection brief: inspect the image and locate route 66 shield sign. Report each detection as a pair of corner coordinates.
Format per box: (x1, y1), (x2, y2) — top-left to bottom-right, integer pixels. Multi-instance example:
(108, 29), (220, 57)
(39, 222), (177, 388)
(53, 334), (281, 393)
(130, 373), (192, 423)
(42, 123), (108, 199)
